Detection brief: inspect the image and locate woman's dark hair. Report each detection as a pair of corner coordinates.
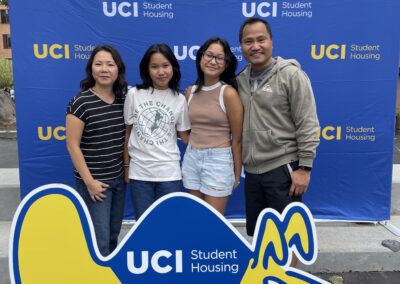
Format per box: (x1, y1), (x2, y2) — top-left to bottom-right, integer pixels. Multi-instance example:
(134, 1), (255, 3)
(80, 45), (128, 98)
(137, 43), (181, 95)
(194, 37), (238, 93)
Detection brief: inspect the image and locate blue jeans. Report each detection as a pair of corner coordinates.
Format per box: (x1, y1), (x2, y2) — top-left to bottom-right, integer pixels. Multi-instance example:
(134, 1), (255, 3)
(76, 177), (125, 256)
(130, 179), (182, 220)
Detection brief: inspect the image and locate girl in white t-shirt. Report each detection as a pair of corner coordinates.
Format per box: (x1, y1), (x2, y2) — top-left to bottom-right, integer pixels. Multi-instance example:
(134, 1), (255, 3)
(124, 43), (190, 219)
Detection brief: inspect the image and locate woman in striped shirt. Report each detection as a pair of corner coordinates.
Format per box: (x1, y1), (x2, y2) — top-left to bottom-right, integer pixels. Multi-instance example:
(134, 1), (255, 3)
(66, 45), (128, 256)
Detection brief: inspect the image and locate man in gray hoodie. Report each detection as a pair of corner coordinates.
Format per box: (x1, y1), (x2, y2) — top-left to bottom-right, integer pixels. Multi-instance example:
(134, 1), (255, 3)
(237, 17), (320, 237)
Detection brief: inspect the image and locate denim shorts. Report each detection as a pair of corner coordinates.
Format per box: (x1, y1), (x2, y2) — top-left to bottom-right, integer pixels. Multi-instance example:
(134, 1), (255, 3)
(182, 145), (235, 197)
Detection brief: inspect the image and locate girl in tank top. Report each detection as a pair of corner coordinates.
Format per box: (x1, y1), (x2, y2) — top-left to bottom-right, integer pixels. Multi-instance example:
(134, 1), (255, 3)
(182, 37), (243, 214)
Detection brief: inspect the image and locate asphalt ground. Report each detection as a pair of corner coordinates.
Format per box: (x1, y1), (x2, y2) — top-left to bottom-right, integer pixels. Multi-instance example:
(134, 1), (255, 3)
(395, 133), (400, 164)
(0, 137), (18, 168)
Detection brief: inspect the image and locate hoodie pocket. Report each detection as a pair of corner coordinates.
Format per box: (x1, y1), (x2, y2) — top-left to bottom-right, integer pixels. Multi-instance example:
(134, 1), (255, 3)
(243, 130), (286, 165)
(242, 129), (252, 164)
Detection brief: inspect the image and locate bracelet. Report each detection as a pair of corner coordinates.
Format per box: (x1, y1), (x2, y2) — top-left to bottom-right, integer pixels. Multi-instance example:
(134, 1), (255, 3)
(124, 164), (129, 167)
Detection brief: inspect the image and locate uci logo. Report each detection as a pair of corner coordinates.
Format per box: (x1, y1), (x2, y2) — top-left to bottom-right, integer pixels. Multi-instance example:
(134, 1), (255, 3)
(173, 45), (200, 61)
(127, 250), (183, 274)
(317, 126), (341, 141)
(33, 44), (70, 59)
(242, 2), (278, 17)
(311, 44), (347, 60)
(38, 126), (66, 141)
(103, 1), (139, 17)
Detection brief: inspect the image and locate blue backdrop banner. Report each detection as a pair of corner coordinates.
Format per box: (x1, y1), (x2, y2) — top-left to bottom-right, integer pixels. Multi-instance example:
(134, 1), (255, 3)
(10, 0), (400, 221)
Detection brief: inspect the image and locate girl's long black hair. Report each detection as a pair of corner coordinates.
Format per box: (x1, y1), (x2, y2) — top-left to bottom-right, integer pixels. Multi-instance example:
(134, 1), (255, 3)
(194, 37), (238, 93)
(137, 43), (181, 95)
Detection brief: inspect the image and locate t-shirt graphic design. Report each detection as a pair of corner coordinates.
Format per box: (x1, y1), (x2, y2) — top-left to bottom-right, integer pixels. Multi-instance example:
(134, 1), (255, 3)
(134, 100), (175, 146)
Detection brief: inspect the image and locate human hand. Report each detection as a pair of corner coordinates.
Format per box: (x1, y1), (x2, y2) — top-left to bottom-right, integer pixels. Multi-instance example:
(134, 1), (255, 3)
(233, 179), (241, 190)
(86, 180), (109, 202)
(289, 169), (311, 197)
(124, 167), (130, 183)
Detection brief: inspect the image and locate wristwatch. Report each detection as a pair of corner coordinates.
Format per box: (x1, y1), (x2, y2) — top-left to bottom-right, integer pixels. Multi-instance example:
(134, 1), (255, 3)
(298, 166), (312, 172)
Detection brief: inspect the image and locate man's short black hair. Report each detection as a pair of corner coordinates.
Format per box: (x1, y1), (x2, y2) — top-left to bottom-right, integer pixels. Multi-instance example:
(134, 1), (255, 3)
(239, 17), (273, 43)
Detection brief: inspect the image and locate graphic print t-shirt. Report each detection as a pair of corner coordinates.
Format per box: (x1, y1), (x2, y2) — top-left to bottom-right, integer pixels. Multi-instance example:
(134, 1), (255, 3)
(124, 87), (190, 181)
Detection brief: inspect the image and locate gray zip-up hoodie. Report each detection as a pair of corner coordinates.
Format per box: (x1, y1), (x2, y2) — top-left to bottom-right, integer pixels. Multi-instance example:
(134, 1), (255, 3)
(237, 56), (320, 174)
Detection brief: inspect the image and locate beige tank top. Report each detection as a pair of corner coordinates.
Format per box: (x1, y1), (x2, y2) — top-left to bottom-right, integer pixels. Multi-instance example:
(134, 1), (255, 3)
(188, 81), (230, 148)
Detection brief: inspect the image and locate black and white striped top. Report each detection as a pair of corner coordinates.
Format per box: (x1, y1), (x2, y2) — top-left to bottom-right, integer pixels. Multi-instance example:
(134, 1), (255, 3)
(67, 89), (125, 181)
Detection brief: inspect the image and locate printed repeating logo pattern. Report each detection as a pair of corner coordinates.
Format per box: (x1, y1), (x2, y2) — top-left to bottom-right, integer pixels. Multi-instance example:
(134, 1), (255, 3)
(318, 126), (376, 142)
(242, 1), (313, 18)
(102, 1), (174, 19)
